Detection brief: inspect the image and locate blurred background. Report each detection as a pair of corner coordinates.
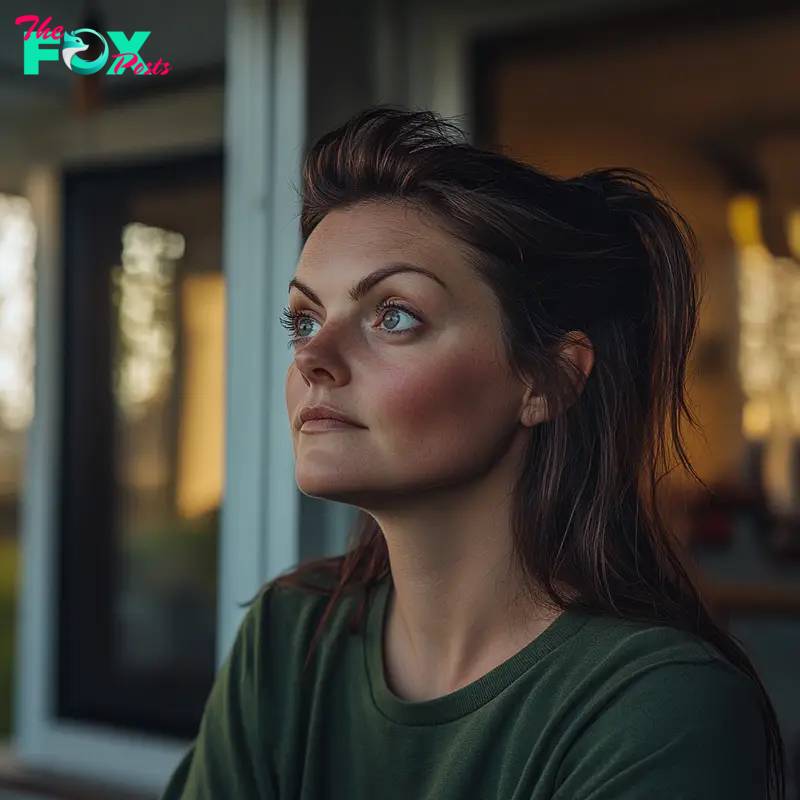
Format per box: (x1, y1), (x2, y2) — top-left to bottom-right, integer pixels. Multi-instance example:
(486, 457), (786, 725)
(0, 0), (799, 797)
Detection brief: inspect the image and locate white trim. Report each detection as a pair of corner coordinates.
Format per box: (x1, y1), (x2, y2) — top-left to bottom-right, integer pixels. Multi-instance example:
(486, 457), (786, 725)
(262, 0), (306, 590)
(15, 165), (61, 769)
(13, 723), (186, 793)
(218, 0), (305, 667)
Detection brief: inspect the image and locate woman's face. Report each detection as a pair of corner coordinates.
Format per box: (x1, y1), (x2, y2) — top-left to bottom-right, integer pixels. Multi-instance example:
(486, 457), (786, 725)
(285, 200), (532, 509)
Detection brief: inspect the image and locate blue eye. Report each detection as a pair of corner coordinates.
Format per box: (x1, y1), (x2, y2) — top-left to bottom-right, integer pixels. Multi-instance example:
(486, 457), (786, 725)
(379, 304), (419, 333)
(279, 308), (317, 346)
(279, 300), (423, 348)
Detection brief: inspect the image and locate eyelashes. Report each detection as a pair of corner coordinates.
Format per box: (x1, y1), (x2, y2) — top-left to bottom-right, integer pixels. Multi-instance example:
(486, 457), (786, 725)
(279, 299), (423, 348)
(278, 307), (311, 347)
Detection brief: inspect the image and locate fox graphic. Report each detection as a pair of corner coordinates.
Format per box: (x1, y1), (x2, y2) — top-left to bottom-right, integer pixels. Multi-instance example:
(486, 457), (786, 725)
(62, 29), (109, 75)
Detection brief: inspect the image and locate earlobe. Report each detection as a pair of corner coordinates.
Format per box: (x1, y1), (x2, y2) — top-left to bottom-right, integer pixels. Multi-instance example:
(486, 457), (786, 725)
(521, 393), (547, 428)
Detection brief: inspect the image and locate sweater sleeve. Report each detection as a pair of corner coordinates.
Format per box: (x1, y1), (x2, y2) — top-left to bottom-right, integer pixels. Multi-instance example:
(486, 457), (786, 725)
(552, 661), (769, 800)
(159, 588), (278, 800)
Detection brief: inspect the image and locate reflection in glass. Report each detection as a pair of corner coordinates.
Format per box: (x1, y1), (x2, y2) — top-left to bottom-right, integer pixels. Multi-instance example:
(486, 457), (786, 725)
(0, 194), (35, 432)
(112, 223), (183, 422)
(0, 194), (36, 739)
(111, 223), (223, 679)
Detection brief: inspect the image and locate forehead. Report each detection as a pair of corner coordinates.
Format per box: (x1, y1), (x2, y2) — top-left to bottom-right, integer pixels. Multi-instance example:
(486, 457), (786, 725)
(293, 200), (507, 350)
(298, 201), (465, 273)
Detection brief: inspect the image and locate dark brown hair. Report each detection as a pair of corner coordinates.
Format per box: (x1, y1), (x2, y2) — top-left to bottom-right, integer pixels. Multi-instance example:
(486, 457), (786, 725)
(270, 106), (785, 798)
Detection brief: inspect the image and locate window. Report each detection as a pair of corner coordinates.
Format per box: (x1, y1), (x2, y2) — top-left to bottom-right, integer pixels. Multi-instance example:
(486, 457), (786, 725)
(58, 153), (224, 738)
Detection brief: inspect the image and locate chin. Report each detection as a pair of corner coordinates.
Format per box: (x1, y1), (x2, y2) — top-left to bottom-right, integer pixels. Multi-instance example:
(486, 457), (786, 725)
(294, 464), (407, 508)
(294, 464), (471, 512)
(295, 466), (367, 504)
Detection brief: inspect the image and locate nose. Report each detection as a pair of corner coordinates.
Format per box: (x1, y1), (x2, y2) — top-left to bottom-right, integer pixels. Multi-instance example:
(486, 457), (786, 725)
(292, 333), (351, 387)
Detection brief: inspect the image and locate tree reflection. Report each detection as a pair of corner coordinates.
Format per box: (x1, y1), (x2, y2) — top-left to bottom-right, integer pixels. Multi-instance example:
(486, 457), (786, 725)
(0, 194), (36, 433)
(111, 223), (184, 420)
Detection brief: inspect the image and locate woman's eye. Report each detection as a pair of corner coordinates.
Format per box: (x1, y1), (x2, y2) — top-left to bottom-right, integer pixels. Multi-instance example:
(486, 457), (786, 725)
(283, 301), (422, 346)
(379, 305), (420, 333)
(296, 316), (319, 339)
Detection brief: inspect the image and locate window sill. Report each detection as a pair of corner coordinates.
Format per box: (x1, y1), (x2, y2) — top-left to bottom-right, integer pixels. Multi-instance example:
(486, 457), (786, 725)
(0, 744), (155, 800)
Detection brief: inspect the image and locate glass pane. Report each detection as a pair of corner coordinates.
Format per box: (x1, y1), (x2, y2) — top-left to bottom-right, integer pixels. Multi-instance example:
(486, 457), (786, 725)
(59, 154), (223, 737)
(0, 194), (36, 741)
(113, 222), (222, 682)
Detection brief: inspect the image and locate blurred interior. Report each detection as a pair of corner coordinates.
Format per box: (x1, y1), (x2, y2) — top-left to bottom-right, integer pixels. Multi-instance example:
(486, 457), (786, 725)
(476, 6), (800, 550)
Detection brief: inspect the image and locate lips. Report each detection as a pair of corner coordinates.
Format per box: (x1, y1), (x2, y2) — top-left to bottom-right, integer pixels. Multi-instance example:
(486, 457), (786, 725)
(296, 404), (364, 430)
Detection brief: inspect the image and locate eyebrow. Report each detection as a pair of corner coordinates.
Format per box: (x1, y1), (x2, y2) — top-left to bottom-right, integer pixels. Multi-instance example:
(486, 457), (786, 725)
(288, 262), (449, 306)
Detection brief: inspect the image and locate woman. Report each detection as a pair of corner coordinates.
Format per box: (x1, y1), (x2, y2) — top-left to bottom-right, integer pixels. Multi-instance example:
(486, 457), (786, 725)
(162, 107), (785, 799)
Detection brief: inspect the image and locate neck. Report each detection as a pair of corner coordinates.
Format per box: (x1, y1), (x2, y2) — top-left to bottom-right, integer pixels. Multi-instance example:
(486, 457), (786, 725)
(371, 447), (561, 702)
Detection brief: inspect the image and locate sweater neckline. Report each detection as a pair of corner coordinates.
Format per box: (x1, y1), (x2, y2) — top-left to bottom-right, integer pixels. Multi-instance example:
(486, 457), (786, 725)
(363, 573), (588, 726)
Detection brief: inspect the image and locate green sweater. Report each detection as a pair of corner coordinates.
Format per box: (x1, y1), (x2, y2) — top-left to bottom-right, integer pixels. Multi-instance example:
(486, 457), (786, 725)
(160, 573), (768, 799)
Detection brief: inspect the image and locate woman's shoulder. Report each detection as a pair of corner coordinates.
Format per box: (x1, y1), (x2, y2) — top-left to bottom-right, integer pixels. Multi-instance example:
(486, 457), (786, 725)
(242, 566), (376, 657)
(553, 613), (769, 798)
(558, 608), (764, 722)
(571, 608), (728, 664)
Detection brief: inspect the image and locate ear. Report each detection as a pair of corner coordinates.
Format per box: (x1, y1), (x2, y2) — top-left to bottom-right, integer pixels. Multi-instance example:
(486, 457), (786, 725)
(518, 331), (595, 428)
(561, 331), (594, 396)
(520, 388), (547, 429)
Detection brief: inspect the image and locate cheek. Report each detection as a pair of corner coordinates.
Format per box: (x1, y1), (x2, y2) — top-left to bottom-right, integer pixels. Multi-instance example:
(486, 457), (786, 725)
(371, 350), (516, 446)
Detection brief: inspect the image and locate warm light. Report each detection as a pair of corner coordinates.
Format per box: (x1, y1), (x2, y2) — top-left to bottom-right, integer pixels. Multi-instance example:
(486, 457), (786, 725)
(729, 195), (800, 440)
(0, 194), (36, 431)
(175, 274), (225, 520)
(743, 398), (772, 439)
(113, 222), (184, 420)
(787, 209), (800, 261)
(113, 223), (225, 519)
(728, 194), (763, 249)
